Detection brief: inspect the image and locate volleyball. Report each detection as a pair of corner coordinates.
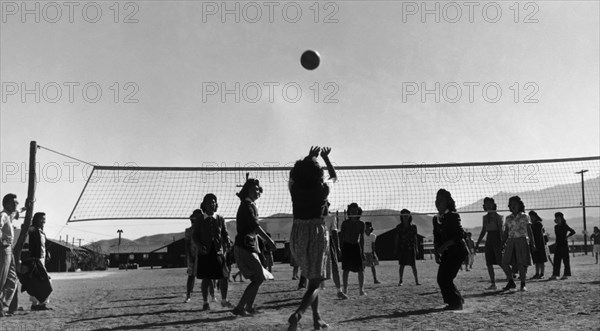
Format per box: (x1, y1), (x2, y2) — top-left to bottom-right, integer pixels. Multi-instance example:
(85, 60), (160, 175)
(301, 50), (320, 70)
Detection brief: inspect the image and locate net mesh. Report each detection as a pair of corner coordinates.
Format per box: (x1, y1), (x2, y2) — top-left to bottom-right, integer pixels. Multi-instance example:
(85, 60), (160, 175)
(67, 157), (600, 222)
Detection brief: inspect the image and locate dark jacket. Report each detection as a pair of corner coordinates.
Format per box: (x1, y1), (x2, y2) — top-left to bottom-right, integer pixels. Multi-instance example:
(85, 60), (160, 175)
(290, 182), (329, 220)
(554, 223), (575, 245)
(191, 211), (229, 256)
(234, 200), (260, 253)
(434, 212), (468, 260)
(28, 226), (46, 260)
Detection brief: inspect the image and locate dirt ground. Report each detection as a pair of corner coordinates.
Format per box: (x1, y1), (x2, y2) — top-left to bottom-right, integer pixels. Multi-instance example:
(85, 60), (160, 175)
(1, 254), (598, 331)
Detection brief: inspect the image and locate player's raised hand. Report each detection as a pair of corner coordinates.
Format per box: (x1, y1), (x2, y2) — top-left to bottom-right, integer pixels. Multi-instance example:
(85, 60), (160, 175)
(309, 146), (321, 158)
(320, 147), (332, 158)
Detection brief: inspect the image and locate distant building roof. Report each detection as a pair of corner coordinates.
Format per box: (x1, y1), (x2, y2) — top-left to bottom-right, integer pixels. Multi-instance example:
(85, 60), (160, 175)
(47, 238), (81, 250)
(150, 238), (183, 253)
(14, 227), (81, 250)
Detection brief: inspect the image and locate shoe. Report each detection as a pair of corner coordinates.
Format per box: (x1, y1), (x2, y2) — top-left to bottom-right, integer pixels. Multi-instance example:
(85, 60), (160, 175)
(530, 274), (539, 280)
(560, 275), (569, 280)
(211, 296), (217, 302)
(398, 281), (403, 286)
(520, 285), (527, 291)
(246, 307), (263, 315)
(8, 307), (23, 314)
(31, 304), (52, 311)
(443, 304), (463, 311)
(374, 280), (381, 284)
(221, 300), (234, 308)
(538, 275), (545, 280)
(202, 303), (210, 311)
(503, 281), (516, 291)
(232, 307), (250, 317)
(313, 319), (329, 330)
(486, 284), (497, 290)
(288, 312), (302, 330)
(337, 291), (349, 300)
(415, 282), (421, 286)
(184, 297), (191, 303)
(359, 290), (366, 296)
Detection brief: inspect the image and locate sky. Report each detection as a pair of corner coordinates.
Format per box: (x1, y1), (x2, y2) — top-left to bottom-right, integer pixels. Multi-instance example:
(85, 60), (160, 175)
(1, 1), (599, 245)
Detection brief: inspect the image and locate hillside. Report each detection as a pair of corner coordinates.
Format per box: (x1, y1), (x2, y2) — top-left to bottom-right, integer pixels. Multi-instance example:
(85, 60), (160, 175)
(458, 176), (600, 214)
(260, 210), (435, 241)
(87, 238), (138, 253)
(466, 216), (600, 242)
(134, 232), (185, 246)
(89, 232), (184, 253)
(89, 214), (599, 249)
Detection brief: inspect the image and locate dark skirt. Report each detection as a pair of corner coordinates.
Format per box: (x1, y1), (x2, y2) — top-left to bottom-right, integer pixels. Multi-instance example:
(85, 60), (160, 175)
(484, 231), (503, 266)
(197, 245), (228, 280)
(18, 259), (53, 303)
(531, 245), (548, 263)
(397, 247), (416, 266)
(341, 242), (364, 272)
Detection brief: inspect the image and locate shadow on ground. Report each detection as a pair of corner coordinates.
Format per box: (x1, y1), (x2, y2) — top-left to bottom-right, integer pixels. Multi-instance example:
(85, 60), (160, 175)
(67, 308), (218, 323)
(108, 295), (179, 303)
(339, 307), (444, 323)
(88, 315), (239, 331)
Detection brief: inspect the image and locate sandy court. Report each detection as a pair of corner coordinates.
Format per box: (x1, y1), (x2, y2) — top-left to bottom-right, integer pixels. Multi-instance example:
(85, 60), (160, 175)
(0, 254), (598, 331)
(49, 271), (117, 281)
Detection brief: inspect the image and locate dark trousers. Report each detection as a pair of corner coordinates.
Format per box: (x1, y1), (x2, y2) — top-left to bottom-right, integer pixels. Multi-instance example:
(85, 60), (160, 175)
(298, 275), (307, 288)
(437, 253), (464, 306)
(552, 243), (571, 276)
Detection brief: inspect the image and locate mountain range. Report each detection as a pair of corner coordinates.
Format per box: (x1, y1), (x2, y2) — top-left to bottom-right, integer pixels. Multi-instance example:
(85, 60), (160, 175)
(88, 233), (185, 254)
(458, 176), (600, 214)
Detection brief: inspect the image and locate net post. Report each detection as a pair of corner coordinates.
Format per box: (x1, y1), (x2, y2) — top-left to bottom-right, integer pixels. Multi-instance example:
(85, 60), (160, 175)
(13, 141), (37, 266)
(576, 169), (589, 255)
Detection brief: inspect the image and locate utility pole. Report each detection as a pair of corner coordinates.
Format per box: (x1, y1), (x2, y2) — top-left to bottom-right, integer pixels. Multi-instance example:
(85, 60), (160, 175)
(78, 239), (82, 247)
(575, 170), (589, 255)
(117, 229), (123, 256)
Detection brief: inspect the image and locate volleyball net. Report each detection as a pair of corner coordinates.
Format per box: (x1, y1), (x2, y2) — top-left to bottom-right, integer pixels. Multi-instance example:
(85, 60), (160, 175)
(66, 156), (600, 222)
